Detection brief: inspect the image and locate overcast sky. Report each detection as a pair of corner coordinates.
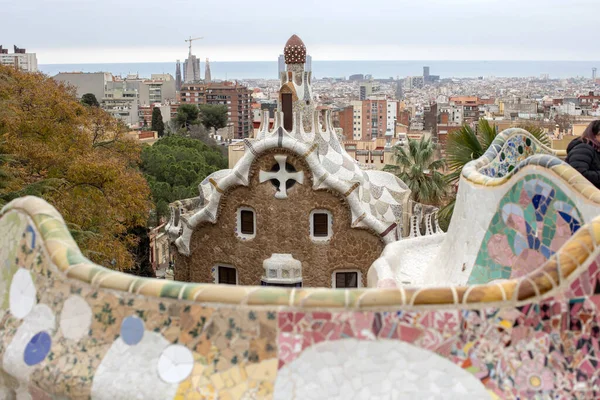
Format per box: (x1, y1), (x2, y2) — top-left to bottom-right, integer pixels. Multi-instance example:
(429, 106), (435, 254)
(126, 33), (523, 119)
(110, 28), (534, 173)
(1, 0), (598, 64)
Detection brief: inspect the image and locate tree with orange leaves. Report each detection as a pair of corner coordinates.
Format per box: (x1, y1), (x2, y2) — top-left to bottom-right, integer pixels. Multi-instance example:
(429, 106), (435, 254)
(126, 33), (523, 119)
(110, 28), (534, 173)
(0, 65), (152, 270)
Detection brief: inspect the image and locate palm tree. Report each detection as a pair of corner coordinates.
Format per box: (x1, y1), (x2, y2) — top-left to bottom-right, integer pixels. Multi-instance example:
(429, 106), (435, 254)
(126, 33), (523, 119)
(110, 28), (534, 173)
(384, 137), (447, 205)
(439, 119), (550, 222)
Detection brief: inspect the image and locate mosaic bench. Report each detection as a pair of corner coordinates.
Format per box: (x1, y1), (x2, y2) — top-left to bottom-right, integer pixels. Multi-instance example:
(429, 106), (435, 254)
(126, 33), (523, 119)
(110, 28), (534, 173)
(371, 128), (600, 288)
(2, 194), (600, 399)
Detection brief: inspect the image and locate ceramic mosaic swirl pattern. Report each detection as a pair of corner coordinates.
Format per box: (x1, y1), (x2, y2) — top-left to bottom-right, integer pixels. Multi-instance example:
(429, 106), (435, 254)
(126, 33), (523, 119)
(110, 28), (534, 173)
(469, 174), (583, 284)
(479, 134), (543, 178)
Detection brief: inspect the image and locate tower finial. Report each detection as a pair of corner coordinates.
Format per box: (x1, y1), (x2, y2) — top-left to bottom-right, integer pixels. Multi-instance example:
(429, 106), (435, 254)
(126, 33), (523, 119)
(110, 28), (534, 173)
(284, 34), (306, 64)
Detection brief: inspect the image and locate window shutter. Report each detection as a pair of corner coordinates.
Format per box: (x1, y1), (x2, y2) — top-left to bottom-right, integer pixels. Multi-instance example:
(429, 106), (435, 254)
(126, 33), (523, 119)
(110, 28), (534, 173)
(335, 273), (346, 288)
(346, 272), (358, 288)
(335, 272), (358, 288)
(218, 266), (237, 285)
(240, 210), (254, 234)
(313, 213), (329, 237)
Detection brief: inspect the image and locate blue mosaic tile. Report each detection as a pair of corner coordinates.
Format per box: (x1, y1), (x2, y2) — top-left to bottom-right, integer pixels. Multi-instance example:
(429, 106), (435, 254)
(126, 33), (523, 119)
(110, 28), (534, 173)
(120, 316), (144, 345)
(24, 331), (51, 366)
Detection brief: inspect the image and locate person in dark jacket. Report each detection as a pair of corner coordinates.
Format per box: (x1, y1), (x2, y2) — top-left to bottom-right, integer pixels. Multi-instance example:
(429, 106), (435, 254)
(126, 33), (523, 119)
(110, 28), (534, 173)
(566, 120), (600, 188)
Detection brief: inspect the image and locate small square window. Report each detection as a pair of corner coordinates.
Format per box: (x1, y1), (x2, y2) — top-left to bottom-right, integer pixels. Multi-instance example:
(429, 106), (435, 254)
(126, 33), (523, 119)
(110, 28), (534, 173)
(335, 272), (358, 288)
(218, 266), (237, 285)
(240, 210), (254, 234)
(313, 213), (329, 237)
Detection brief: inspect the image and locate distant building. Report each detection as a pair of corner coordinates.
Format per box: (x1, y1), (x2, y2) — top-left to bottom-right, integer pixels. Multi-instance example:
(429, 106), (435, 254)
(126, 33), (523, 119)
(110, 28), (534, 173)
(361, 97), (397, 140)
(500, 97), (538, 119)
(54, 72), (175, 127)
(359, 82), (372, 100)
(184, 51), (201, 83)
(305, 54), (312, 72)
(593, 68), (597, 81)
(175, 60), (182, 91)
(0, 45), (38, 72)
(423, 66), (440, 84)
(278, 54), (286, 78)
(348, 74), (364, 82)
(205, 58), (212, 82)
(180, 81), (252, 138)
(53, 72), (113, 101)
(404, 76), (424, 90)
(336, 106), (354, 140)
(145, 74), (177, 105)
(395, 81), (404, 100)
(423, 102), (438, 133)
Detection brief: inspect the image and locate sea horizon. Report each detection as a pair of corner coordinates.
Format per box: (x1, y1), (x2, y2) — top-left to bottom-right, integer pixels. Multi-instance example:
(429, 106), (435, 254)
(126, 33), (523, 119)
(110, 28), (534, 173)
(40, 60), (600, 81)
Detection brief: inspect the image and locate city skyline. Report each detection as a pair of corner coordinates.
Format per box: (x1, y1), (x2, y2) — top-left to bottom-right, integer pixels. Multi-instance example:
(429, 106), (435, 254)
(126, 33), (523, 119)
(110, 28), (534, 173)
(2, 0), (599, 64)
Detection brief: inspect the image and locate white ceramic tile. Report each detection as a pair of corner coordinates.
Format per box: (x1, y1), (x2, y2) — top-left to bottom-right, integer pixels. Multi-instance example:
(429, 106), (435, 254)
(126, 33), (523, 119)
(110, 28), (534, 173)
(157, 344), (194, 384)
(9, 268), (36, 319)
(60, 295), (92, 341)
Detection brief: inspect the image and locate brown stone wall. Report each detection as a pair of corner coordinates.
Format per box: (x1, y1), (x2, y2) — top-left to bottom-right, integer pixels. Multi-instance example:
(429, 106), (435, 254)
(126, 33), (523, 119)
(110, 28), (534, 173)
(174, 148), (384, 288)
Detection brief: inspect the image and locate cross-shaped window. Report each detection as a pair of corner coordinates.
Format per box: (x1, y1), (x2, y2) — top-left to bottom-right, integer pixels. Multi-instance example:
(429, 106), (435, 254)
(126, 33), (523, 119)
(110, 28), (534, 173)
(258, 155), (304, 199)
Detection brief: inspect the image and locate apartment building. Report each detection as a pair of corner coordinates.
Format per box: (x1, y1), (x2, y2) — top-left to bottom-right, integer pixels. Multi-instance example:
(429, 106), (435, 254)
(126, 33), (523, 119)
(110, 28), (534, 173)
(53, 72), (175, 127)
(0, 46), (38, 72)
(180, 81), (252, 138)
(145, 74), (177, 105)
(361, 97), (397, 140)
(339, 98), (398, 141)
(53, 72), (113, 101)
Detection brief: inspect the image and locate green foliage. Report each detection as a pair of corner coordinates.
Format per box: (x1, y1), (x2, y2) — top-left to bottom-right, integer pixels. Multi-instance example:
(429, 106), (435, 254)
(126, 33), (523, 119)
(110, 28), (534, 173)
(151, 107), (165, 137)
(81, 93), (99, 107)
(175, 104), (200, 129)
(383, 137), (447, 205)
(141, 135), (228, 225)
(198, 104), (229, 133)
(517, 123), (551, 146)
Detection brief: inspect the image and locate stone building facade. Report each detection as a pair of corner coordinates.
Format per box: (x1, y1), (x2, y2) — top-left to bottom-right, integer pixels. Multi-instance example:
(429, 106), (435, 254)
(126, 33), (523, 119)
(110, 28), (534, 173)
(167, 35), (440, 289)
(174, 148), (384, 287)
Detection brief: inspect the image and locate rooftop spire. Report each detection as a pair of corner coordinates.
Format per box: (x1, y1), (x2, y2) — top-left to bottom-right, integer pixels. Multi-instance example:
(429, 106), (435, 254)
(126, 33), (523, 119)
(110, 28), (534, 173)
(284, 34), (306, 65)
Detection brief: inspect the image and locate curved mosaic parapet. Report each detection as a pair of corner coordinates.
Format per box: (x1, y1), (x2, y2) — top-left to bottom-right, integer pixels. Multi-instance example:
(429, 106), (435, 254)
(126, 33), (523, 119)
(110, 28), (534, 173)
(3, 195), (600, 398)
(422, 128), (600, 286)
(462, 128), (587, 191)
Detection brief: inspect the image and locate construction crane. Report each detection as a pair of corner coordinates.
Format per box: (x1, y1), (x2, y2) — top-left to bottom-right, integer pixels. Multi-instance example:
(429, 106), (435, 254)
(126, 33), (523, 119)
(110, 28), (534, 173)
(185, 36), (203, 55)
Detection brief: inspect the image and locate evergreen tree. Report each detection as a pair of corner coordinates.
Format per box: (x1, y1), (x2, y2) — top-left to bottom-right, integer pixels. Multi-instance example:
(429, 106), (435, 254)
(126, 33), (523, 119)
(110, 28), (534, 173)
(198, 104), (229, 135)
(175, 104), (200, 129)
(81, 93), (99, 107)
(141, 135), (228, 226)
(151, 107), (165, 137)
